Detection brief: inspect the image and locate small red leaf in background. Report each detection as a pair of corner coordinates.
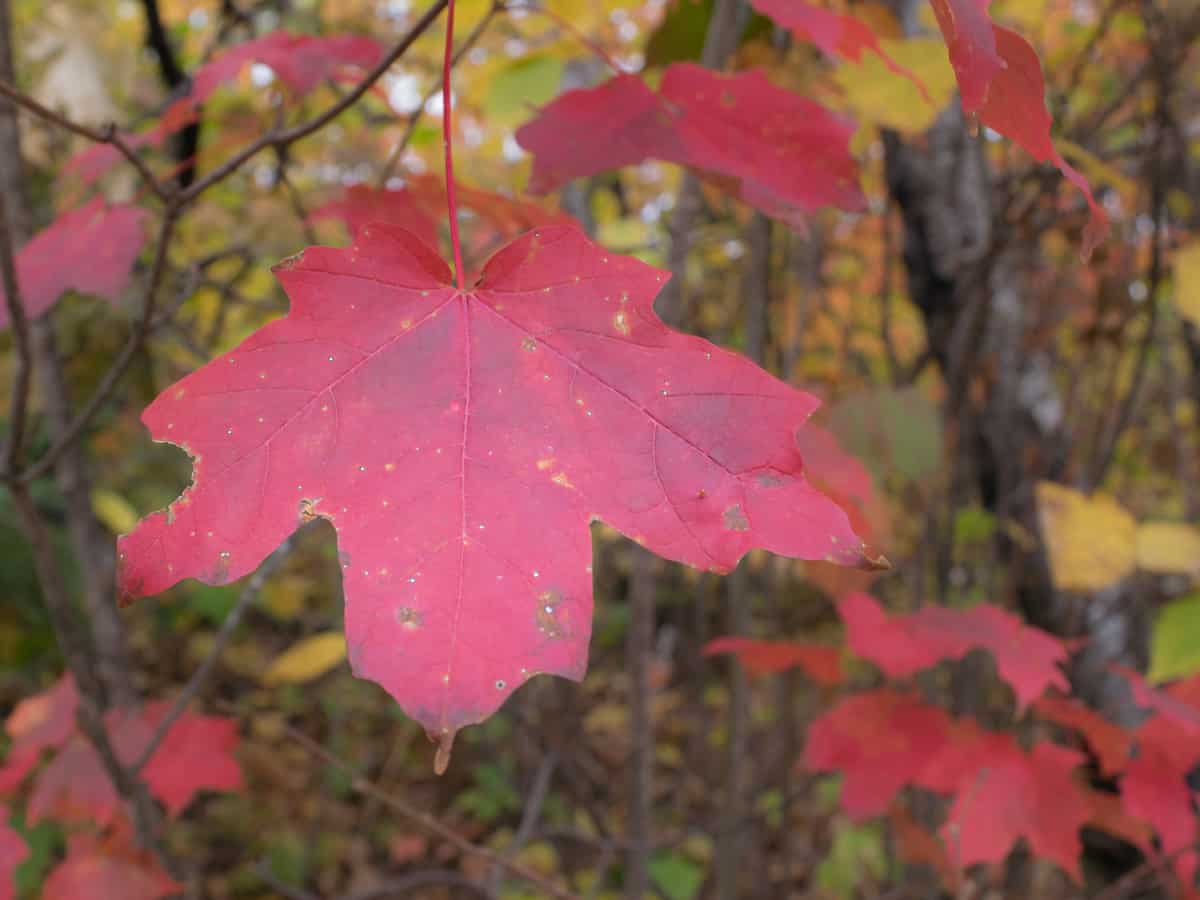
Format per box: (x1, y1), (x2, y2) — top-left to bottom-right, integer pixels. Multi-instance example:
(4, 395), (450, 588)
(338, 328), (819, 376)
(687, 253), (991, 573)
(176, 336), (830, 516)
(750, 0), (925, 91)
(118, 224), (874, 750)
(43, 834), (179, 900)
(517, 64), (863, 224)
(928, 0), (1002, 110)
(0, 675), (78, 794)
(838, 593), (1068, 709)
(1123, 717), (1200, 887)
(803, 689), (953, 819)
(0, 199), (146, 329)
(27, 737), (120, 826)
(312, 184), (441, 248)
(0, 806), (27, 900)
(191, 31), (383, 103)
(6, 675), (241, 824)
(1118, 665), (1200, 732)
(703, 637), (842, 684)
(939, 737), (1089, 881)
(1033, 693), (1132, 777)
(977, 27), (1107, 253)
(138, 703), (242, 816)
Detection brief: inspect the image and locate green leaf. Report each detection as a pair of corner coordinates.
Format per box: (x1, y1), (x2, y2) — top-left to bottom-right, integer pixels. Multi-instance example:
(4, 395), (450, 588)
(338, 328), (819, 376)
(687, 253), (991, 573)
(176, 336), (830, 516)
(816, 820), (889, 899)
(486, 55), (564, 121)
(648, 852), (705, 900)
(1149, 592), (1200, 683)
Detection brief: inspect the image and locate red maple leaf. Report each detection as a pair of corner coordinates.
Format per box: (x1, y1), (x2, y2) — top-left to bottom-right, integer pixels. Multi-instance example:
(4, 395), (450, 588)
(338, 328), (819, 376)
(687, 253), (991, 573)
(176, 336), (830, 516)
(191, 31), (383, 104)
(803, 689), (954, 819)
(937, 734), (1089, 880)
(750, 0), (925, 92)
(43, 833), (179, 900)
(703, 637), (843, 684)
(1033, 693), (1132, 777)
(312, 184), (441, 249)
(0, 805), (27, 900)
(0, 674), (78, 794)
(838, 593), (1068, 709)
(0, 199), (146, 329)
(1123, 717), (1200, 887)
(117, 224), (877, 754)
(65, 99), (198, 186)
(516, 64), (863, 224)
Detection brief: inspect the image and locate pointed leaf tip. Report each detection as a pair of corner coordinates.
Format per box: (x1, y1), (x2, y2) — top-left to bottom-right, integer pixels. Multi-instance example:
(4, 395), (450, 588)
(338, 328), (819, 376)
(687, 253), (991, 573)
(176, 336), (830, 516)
(433, 729), (456, 775)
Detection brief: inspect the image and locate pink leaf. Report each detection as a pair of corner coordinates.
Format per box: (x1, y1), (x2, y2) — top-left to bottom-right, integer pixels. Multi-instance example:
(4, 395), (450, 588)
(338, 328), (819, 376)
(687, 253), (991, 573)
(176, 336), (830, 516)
(43, 834), (179, 900)
(0, 674), (78, 794)
(117, 224), (877, 754)
(838, 593), (1068, 709)
(0, 199), (147, 330)
(928, 0), (1001, 111)
(1033, 693), (1132, 777)
(517, 65), (863, 223)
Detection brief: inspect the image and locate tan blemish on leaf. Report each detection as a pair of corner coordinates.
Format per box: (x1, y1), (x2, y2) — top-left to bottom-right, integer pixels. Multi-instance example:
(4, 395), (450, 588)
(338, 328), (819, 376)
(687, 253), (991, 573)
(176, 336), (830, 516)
(274, 250), (305, 271)
(298, 497), (326, 523)
(536, 457), (555, 471)
(537, 590), (566, 639)
(723, 504), (749, 531)
(551, 471), (575, 489)
(522, 336), (538, 351)
(612, 311), (630, 335)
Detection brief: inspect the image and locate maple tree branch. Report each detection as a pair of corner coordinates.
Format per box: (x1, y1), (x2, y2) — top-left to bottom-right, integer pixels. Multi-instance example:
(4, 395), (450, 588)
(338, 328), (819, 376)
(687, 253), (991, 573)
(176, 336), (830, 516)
(0, 183), (32, 475)
(179, 0), (450, 204)
(284, 724), (582, 900)
(0, 80), (170, 201)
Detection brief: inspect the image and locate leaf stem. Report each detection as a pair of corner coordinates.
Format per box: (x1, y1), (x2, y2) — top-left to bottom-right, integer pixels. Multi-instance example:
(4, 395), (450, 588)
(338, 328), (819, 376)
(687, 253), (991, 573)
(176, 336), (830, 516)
(442, 0), (465, 290)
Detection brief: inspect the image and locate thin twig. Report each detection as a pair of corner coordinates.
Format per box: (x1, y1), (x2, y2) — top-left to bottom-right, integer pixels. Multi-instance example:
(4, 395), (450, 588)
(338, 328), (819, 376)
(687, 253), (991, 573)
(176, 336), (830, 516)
(485, 752), (557, 892)
(0, 80), (169, 200)
(284, 724), (582, 900)
(131, 530), (305, 774)
(0, 186), (32, 474)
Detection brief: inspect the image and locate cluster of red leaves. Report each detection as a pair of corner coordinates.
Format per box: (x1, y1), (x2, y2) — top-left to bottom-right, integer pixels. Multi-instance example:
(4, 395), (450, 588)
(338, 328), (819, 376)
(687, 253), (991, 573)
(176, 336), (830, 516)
(709, 596), (1200, 894)
(0, 675), (242, 900)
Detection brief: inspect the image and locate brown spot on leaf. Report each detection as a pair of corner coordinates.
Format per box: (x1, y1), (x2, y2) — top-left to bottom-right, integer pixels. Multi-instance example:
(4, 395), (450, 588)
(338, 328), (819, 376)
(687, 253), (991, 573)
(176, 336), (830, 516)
(551, 471), (574, 489)
(522, 336), (538, 351)
(298, 497), (325, 523)
(396, 606), (422, 630)
(536, 458), (555, 471)
(723, 504), (749, 531)
(537, 590), (566, 639)
(612, 311), (630, 335)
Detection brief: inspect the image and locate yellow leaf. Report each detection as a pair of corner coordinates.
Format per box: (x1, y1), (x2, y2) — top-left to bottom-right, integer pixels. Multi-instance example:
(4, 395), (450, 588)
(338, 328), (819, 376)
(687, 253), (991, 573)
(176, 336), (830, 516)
(1035, 482), (1137, 591)
(833, 38), (956, 134)
(1136, 522), (1200, 578)
(261, 632), (347, 686)
(1172, 242), (1200, 328)
(91, 488), (139, 535)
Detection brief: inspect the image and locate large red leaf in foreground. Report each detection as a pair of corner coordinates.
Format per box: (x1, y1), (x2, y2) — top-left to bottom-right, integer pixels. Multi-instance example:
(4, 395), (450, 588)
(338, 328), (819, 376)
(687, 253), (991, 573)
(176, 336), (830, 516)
(838, 592), (1068, 709)
(118, 224), (877, 756)
(516, 64), (862, 224)
(0, 199), (146, 330)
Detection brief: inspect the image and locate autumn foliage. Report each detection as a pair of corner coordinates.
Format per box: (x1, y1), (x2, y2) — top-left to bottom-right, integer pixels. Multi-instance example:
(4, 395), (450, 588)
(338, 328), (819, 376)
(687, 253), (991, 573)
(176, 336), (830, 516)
(2, 0), (1199, 897)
